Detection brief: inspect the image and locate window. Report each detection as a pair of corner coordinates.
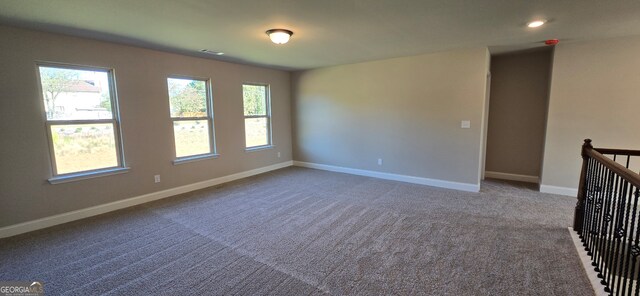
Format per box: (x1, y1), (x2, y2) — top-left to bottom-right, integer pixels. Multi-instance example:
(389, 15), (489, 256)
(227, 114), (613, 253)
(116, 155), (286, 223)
(37, 64), (126, 182)
(242, 84), (272, 149)
(167, 77), (216, 162)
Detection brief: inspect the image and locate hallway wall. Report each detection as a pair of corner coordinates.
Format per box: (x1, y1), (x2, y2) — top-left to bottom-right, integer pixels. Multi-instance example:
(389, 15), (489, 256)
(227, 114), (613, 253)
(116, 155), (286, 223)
(0, 26), (292, 228)
(292, 48), (490, 189)
(485, 49), (553, 181)
(541, 35), (640, 194)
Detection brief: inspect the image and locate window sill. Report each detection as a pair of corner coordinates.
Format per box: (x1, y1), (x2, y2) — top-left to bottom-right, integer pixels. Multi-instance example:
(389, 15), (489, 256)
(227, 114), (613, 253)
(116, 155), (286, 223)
(173, 153), (220, 165)
(48, 167), (131, 185)
(245, 145), (274, 152)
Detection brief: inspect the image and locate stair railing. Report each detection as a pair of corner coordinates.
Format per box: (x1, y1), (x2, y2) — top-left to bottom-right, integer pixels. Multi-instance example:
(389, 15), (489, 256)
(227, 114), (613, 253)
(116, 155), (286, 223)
(575, 139), (640, 295)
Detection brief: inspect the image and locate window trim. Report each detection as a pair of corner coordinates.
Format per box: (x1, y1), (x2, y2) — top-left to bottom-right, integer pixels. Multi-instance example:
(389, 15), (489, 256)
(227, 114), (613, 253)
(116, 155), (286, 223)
(36, 61), (128, 183)
(172, 153), (219, 165)
(242, 82), (273, 150)
(48, 167), (130, 185)
(166, 75), (217, 163)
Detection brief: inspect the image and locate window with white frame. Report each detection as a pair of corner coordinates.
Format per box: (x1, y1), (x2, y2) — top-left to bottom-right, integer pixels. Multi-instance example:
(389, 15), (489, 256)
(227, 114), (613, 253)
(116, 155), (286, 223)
(242, 84), (271, 149)
(166, 77), (216, 160)
(37, 64), (125, 178)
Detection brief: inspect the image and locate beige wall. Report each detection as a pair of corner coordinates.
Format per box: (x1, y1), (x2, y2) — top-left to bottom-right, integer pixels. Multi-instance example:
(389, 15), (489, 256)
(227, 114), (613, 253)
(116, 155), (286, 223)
(541, 36), (640, 190)
(485, 49), (552, 178)
(292, 48), (490, 186)
(0, 26), (292, 227)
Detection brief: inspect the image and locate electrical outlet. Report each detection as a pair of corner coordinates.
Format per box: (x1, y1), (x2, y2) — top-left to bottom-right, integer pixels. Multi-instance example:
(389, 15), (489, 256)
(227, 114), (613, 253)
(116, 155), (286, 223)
(461, 120), (471, 128)
(378, 158), (383, 166)
(154, 175), (161, 183)
(277, 152), (281, 158)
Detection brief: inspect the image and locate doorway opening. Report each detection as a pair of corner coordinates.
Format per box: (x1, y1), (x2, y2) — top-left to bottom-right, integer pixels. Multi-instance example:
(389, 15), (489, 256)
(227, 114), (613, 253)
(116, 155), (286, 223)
(484, 47), (554, 188)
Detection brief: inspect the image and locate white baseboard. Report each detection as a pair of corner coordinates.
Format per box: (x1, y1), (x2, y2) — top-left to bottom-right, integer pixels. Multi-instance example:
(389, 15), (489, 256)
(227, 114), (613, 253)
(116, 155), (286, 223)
(0, 161), (293, 239)
(568, 227), (606, 296)
(540, 184), (578, 197)
(293, 161), (479, 192)
(484, 171), (539, 183)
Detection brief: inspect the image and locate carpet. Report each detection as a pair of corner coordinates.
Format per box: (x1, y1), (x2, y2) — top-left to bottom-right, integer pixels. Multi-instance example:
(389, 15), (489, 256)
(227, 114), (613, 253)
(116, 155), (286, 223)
(0, 167), (593, 295)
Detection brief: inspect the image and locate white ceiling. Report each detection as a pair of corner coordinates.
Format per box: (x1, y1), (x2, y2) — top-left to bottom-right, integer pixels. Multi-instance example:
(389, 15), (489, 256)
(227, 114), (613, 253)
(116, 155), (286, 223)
(1, 0), (640, 70)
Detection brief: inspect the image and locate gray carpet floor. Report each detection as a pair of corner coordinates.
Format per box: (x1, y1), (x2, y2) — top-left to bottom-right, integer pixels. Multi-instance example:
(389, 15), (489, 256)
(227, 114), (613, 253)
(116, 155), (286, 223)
(0, 167), (593, 295)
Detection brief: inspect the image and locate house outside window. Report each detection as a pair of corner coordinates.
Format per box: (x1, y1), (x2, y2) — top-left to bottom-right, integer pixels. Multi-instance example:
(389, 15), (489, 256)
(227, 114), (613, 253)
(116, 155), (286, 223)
(166, 76), (217, 163)
(242, 83), (272, 149)
(37, 63), (127, 182)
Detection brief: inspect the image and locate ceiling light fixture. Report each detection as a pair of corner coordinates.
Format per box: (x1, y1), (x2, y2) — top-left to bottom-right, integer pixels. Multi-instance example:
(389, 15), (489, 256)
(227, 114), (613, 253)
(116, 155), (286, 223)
(527, 20), (546, 28)
(266, 29), (293, 44)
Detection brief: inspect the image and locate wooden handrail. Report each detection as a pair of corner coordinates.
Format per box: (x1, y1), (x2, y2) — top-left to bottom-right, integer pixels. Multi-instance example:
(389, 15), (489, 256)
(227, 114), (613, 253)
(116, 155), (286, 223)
(573, 139), (640, 295)
(595, 148), (640, 157)
(574, 139), (640, 233)
(586, 148), (640, 188)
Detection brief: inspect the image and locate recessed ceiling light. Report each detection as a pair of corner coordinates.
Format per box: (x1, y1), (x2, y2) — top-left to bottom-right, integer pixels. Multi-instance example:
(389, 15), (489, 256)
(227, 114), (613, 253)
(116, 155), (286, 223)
(200, 49), (224, 55)
(527, 20), (546, 28)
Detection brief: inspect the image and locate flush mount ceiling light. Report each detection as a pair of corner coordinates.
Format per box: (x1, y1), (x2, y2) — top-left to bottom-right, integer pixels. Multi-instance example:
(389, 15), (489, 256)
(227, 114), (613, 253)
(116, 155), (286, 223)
(266, 29), (293, 44)
(527, 20), (546, 28)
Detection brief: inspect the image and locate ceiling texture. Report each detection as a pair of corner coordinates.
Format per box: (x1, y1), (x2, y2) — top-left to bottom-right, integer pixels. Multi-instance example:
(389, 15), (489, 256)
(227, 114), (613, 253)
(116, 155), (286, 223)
(1, 0), (640, 70)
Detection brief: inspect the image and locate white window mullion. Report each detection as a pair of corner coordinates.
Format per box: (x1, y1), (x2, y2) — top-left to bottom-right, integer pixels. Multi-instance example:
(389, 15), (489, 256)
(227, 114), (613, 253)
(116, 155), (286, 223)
(37, 63), (126, 179)
(167, 76), (216, 160)
(242, 83), (272, 149)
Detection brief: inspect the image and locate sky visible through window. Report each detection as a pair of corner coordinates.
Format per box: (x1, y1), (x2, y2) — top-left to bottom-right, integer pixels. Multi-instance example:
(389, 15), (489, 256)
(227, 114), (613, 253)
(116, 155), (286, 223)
(243, 84), (270, 148)
(167, 77), (211, 158)
(39, 66), (120, 175)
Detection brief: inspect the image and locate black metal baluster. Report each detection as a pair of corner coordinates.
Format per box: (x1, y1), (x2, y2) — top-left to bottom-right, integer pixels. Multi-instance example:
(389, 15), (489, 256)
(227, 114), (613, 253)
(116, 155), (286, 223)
(589, 162), (605, 260)
(597, 169), (613, 292)
(583, 158), (596, 249)
(609, 175), (627, 294)
(621, 185), (639, 295)
(578, 145), (640, 295)
(593, 163), (608, 273)
(636, 226), (640, 296)
(636, 214), (640, 296)
(616, 181), (632, 295)
(585, 160), (599, 256)
(588, 158), (601, 252)
(628, 188), (640, 295)
(595, 167), (613, 279)
(615, 180), (630, 295)
(604, 173), (622, 292)
(613, 174), (624, 295)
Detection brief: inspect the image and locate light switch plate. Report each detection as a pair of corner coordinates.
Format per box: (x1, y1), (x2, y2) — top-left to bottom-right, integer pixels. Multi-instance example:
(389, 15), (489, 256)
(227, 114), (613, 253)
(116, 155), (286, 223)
(461, 120), (471, 128)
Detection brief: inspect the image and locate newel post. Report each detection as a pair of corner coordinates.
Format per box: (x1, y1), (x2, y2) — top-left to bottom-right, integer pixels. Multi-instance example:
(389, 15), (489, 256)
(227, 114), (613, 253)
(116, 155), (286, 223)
(574, 139), (593, 233)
